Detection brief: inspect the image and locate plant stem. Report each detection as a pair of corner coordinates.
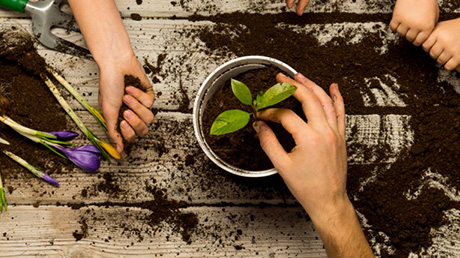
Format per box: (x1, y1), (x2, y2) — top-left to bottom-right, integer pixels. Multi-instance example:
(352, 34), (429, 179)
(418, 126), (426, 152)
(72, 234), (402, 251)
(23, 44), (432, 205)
(41, 74), (112, 161)
(46, 67), (108, 132)
(0, 173), (6, 212)
(0, 116), (55, 139)
(3, 151), (59, 186)
(0, 137), (9, 145)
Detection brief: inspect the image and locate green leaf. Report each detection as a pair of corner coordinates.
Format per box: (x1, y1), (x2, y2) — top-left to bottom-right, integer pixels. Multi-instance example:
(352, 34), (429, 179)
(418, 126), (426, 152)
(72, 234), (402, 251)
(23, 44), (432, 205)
(231, 79), (253, 106)
(210, 109), (251, 135)
(257, 83), (297, 110)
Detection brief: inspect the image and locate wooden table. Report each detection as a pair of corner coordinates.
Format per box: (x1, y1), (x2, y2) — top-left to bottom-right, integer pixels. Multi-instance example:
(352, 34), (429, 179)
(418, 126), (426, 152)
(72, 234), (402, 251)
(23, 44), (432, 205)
(1, 0), (460, 257)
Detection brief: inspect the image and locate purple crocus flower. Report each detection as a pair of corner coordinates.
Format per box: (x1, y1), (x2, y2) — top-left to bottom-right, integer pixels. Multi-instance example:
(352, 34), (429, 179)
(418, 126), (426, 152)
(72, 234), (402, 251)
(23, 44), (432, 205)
(49, 131), (79, 141)
(54, 145), (101, 172)
(41, 173), (59, 187)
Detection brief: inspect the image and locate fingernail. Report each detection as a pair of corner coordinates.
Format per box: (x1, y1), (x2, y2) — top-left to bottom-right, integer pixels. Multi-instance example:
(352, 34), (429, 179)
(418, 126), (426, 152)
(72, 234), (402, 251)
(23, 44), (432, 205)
(278, 73), (287, 78)
(124, 110), (134, 119)
(115, 143), (122, 153)
(121, 120), (130, 130)
(126, 86), (135, 94)
(123, 95), (133, 104)
(297, 73), (306, 79)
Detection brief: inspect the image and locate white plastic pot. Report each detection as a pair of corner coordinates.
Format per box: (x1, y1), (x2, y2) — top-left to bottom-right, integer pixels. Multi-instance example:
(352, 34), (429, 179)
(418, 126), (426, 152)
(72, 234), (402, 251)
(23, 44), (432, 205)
(193, 56), (297, 177)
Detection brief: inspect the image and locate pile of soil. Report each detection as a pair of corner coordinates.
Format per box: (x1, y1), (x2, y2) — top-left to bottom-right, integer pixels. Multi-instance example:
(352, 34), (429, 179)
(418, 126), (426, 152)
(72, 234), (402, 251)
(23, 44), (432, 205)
(202, 66), (301, 170)
(0, 28), (73, 180)
(0, 28), (200, 244)
(190, 10), (460, 257)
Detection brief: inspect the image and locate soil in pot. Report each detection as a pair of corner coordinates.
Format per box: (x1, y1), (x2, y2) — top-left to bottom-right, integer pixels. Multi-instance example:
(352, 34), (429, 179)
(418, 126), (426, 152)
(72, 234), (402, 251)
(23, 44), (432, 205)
(202, 66), (304, 171)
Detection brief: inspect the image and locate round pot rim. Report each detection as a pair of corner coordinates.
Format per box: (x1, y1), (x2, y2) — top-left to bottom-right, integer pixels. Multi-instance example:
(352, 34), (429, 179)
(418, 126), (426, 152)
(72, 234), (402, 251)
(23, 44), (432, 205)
(193, 55), (298, 177)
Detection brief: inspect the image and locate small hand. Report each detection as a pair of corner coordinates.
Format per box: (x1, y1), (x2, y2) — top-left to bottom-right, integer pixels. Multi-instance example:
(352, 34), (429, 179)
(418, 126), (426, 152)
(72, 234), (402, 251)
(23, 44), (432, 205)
(99, 54), (155, 153)
(253, 72), (347, 219)
(422, 18), (460, 71)
(286, 0), (310, 16)
(390, 0), (439, 46)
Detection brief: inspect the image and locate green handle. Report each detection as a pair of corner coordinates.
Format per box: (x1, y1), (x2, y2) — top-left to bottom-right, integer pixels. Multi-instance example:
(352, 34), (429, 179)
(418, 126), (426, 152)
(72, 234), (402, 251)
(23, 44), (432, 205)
(0, 0), (28, 13)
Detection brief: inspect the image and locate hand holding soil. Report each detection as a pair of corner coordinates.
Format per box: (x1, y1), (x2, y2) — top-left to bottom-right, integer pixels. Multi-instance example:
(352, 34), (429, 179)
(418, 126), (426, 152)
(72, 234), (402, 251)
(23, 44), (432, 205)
(253, 73), (373, 257)
(99, 57), (155, 154)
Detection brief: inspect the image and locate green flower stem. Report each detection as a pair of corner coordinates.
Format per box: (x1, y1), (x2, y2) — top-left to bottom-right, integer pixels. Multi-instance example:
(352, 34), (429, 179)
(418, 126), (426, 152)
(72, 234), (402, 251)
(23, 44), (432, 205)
(0, 173), (6, 212)
(46, 67), (108, 132)
(0, 116), (55, 139)
(0, 137), (9, 145)
(19, 133), (67, 159)
(42, 75), (111, 162)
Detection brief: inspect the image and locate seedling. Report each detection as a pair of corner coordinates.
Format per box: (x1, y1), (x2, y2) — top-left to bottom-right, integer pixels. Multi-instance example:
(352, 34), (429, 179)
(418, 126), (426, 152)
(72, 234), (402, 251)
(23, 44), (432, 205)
(210, 79), (296, 135)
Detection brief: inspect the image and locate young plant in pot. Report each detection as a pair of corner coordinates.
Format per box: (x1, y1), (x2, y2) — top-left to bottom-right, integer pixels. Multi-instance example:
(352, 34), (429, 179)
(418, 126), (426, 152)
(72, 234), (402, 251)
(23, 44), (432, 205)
(210, 79), (296, 135)
(193, 56), (299, 177)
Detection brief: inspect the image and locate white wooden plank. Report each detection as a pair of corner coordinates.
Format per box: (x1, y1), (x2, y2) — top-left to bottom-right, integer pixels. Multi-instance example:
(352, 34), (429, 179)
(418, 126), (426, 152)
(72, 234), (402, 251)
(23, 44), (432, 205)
(0, 205), (326, 257)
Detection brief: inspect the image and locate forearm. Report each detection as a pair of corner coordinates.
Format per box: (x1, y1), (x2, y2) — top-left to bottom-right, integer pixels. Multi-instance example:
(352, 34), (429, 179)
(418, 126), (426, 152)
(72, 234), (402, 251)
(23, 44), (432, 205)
(68, 0), (134, 67)
(309, 199), (374, 258)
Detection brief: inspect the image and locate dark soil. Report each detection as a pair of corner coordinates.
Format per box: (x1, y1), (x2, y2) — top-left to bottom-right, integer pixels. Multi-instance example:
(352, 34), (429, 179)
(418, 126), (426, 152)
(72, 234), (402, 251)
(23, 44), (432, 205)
(202, 66), (301, 171)
(191, 10), (460, 257)
(0, 28), (73, 180)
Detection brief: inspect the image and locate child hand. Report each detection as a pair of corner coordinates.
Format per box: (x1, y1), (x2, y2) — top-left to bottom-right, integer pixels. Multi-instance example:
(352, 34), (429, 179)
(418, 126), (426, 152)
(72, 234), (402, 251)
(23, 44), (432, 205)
(390, 0), (439, 46)
(286, 0), (310, 16)
(423, 18), (460, 71)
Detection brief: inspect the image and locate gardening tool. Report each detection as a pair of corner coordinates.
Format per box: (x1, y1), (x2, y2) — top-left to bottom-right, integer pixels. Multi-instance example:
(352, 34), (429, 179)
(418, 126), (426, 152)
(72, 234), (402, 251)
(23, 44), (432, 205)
(0, 0), (92, 59)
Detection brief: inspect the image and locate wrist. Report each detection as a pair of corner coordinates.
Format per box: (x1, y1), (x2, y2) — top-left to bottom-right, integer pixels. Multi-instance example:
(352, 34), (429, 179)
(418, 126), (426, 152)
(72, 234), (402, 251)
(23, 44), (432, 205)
(308, 194), (355, 231)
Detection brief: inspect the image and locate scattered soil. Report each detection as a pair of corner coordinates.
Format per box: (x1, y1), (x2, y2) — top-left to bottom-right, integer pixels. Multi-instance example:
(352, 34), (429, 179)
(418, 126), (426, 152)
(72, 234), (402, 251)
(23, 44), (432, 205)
(191, 11), (460, 257)
(130, 13), (142, 21)
(0, 28), (73, 180)
(202, 66), (301, 171)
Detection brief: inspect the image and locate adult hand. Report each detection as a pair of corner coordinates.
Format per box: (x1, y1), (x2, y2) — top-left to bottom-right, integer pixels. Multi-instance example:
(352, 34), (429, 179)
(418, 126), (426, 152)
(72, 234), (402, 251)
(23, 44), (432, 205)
(390, 0), (439, 46)
(253, 73), (374, 257)
(286, 0), (310, 16)
(99, 53), (155, 153)
(422, 18), (460, 71)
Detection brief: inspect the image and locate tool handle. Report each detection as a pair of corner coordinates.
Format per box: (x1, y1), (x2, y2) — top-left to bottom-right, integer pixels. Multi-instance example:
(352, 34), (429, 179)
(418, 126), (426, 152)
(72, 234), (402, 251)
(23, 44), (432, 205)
(0, 0), (28, 13)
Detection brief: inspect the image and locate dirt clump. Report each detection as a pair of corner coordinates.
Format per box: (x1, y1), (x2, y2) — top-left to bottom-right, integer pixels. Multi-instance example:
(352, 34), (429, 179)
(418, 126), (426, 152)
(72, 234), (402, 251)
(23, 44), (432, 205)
(191, 11), (460, 257)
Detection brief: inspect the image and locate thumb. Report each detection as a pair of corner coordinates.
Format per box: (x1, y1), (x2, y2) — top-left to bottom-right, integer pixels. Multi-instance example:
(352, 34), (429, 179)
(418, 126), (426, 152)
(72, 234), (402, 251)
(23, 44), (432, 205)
(253, 121), (290, 169)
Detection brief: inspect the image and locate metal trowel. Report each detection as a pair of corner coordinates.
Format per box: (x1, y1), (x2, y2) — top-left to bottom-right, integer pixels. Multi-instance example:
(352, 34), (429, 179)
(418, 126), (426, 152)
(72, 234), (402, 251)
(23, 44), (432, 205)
(0, 0), (92, 59)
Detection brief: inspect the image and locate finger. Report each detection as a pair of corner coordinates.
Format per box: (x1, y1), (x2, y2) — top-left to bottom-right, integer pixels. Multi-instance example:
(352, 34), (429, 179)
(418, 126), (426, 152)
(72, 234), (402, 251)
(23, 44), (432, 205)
(389, 19), (400, 32)
(396, 24), (409, 37)
(294, 73), (338, 130)
(126, 86), (155, 108)
(429, 45), (444, 60)
(405, 29), (418, 43)
(437, 52), (452, 65)
(103, 107), (123, 153)
(276, 73), (328, 128)
(296, 0), (310, 16)
(120, 120), (136, 143)
(422, 35), (437, 52)
(124, 109), (149, 137)
(413, 31), (430, 47)
(257, 108), (308, 144)
(253, 121), (290, 169)
(123, 94), (155, 125)
(287, 0), (295, 8)
(329, 83), (345, 136)
(444, 58), (460, 71)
